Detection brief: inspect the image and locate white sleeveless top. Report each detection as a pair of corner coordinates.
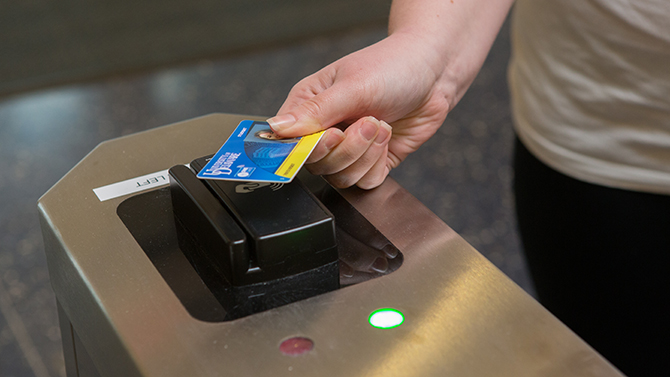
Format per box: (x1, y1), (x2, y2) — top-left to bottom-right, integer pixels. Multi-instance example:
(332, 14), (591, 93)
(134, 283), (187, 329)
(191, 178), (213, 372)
(508, 0), (670, 195)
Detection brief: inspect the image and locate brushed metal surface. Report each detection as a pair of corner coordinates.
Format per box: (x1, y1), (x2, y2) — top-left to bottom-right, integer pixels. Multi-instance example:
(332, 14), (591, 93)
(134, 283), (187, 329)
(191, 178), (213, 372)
(38, 113), (624, 377)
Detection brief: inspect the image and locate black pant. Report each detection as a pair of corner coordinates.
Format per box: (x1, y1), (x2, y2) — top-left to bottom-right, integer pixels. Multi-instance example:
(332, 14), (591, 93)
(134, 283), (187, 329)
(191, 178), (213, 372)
(513, 138), (670, 377)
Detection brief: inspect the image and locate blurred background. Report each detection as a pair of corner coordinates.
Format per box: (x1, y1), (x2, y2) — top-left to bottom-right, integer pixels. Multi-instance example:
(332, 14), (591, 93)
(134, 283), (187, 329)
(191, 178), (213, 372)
(0, 1), (531, 376)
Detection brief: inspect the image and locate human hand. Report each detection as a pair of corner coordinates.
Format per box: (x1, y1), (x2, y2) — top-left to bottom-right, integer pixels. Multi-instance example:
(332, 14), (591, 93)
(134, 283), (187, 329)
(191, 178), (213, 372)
(268, 32), (456, 189)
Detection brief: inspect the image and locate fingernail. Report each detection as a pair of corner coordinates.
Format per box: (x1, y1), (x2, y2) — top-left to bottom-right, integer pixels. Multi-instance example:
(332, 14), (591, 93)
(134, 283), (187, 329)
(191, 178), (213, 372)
(382, 244), (399, 259)
(267, 114), (296, 133)
(360, 117), (380, 141)
(324, 130), (344, 150)
(340, 261), (355, 278)
(375, 121), (392, 145)
(370, 257), (389, 273)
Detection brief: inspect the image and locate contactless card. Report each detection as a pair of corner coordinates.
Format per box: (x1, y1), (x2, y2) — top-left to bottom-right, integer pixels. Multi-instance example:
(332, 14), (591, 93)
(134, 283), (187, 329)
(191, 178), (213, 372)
(197, 120), (324, 183)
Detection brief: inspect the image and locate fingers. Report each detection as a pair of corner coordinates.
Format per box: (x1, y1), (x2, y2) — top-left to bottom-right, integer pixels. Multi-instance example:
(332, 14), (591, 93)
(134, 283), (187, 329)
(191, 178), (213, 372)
(306, 117), (393, 189)
(308, 116), (382, 175)
(356, 148), (392, 190)
(305, 128), (345, 164)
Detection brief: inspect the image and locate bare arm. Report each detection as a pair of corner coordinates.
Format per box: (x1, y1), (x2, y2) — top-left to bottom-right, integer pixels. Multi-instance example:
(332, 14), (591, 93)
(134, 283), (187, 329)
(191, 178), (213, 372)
(268, 0), (514, 189)
(388, 0), (515, 108)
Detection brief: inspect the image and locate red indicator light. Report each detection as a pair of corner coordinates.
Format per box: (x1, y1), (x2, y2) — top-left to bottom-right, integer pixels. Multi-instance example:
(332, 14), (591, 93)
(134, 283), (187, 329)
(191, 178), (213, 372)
(279, 337), (314, 356)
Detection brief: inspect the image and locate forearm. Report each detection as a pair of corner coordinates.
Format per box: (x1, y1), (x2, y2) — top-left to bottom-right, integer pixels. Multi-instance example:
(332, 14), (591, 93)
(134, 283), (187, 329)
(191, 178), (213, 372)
(389, 0), (515, 108)
(268, 0), (515, 188)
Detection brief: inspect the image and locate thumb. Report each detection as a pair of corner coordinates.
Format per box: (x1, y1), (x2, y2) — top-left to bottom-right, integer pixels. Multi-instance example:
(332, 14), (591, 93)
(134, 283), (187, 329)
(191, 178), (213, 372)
(268, 83), (362, 138)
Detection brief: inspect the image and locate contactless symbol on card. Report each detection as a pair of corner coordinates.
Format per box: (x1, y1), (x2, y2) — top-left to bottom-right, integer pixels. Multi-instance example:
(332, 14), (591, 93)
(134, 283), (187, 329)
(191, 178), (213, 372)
(197, 120), (324, 183)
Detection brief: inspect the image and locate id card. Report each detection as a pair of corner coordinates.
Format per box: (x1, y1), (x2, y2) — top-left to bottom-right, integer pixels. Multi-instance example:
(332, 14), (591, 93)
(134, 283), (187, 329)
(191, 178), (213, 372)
(196, 120), (324, 183)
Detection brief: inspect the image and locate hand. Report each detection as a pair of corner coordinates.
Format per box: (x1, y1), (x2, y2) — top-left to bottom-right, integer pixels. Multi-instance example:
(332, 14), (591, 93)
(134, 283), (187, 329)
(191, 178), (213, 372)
(268, 32), (456, 189)
(267, 0), (513, 189)
(303, 116), (393, 189)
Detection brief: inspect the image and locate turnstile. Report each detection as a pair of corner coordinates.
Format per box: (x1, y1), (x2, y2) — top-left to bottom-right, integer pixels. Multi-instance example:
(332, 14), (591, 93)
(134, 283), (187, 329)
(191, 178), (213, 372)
(39, 113), (624, 377)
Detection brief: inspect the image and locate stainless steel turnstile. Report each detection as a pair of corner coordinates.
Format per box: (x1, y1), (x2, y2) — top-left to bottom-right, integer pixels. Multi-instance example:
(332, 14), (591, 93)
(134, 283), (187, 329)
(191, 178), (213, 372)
(39, 113), (624, 377)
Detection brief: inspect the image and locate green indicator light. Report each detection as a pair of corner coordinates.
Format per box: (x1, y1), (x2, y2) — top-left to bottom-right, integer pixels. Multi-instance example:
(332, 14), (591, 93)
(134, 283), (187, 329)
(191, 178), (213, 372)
(369, 308), (404, 329)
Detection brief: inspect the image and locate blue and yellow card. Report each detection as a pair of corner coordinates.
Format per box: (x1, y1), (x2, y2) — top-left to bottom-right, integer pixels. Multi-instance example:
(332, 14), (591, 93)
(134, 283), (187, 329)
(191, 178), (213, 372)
(197, 120), (324, 183)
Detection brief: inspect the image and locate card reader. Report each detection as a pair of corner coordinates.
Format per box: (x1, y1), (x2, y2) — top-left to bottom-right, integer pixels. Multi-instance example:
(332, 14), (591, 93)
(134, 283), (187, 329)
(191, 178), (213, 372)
(168, 156), (338, 288)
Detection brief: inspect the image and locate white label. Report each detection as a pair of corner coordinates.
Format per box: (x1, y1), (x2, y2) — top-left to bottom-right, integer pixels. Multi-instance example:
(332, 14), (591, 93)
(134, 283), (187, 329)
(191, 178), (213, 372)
(93, 169), (170, 201)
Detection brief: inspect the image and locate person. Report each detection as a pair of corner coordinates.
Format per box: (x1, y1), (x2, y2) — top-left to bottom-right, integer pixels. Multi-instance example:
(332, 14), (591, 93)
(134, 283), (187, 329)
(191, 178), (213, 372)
(267, 0), (670, 375)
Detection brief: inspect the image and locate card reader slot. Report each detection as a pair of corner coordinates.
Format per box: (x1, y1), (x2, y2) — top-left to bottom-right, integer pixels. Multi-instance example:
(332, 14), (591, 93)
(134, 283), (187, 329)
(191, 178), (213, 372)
(169, 165), (249, 285)
(119, 170), (401, 321)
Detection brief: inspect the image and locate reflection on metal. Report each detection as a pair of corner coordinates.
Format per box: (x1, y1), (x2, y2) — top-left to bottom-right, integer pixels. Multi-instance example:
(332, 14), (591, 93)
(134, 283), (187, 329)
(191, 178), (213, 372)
(39, 114), (624, 377)
(116, 175), (401, 322)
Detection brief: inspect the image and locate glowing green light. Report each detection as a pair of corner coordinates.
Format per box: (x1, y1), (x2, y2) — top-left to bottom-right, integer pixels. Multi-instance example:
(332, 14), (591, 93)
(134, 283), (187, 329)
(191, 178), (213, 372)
(369, 308), (404, 329)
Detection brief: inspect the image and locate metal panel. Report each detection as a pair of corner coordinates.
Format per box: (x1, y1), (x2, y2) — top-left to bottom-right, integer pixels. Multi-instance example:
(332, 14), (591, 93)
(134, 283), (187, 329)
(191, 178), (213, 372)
(39, 113), (624, 377)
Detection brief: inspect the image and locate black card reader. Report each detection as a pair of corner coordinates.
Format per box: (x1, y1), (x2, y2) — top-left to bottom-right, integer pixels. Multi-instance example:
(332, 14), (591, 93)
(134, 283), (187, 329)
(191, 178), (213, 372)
(169, 156), (338, 288)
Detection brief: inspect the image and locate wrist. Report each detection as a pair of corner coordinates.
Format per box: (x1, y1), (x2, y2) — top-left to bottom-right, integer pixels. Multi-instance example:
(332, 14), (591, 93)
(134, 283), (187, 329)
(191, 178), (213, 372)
(388, 0), (514, 108)
(384, 30), (459, 110)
